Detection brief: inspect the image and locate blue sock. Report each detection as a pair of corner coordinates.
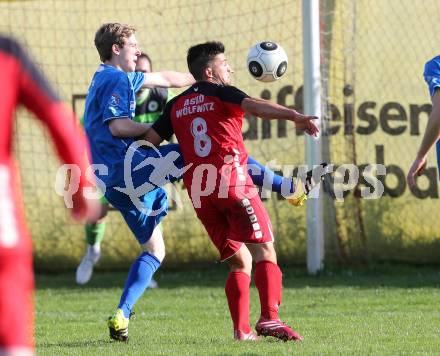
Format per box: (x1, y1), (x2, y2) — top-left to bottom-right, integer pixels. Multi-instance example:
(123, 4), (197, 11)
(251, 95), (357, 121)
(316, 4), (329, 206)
(118, 252), (161, 318)
(247, 155), (294, 195)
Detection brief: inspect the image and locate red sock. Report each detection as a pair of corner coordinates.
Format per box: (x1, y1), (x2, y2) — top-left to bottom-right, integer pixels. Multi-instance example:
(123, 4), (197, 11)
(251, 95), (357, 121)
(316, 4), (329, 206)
(254, 260), (282, 320)
(225, 271), (251, 333)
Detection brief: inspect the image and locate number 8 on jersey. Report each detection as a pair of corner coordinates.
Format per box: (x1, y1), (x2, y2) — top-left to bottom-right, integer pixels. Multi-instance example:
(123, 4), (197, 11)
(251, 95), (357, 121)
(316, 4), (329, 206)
(191, 117), (212, 157)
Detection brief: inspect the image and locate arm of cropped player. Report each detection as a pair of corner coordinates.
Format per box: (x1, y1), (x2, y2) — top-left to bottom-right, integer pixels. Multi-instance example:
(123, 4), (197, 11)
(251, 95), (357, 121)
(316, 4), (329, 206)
(108, 118), (152, 138)
(241, 97), (319, 136)
(407, 90), (440, 188)
(15, 39), (100, 221)
(142, 71), (195, 88)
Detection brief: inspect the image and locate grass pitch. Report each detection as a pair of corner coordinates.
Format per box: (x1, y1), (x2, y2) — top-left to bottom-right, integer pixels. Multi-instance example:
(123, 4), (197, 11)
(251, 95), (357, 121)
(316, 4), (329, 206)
(35, 264), (440, 355)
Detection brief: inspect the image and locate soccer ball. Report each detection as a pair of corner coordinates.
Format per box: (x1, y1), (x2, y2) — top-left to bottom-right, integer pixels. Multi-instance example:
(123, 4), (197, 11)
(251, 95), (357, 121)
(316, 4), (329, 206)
(246, 41), (288, 82)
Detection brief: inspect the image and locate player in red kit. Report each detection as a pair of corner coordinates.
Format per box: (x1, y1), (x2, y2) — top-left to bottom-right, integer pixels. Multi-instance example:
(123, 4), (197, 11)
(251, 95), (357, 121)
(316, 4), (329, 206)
(0, 35), (100, 355)
(147, 41), (319, 341)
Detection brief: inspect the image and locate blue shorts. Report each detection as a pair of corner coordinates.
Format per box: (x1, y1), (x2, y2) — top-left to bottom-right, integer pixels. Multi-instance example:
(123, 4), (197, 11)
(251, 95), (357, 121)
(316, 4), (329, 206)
(105, 143), (184, 244)
(106, 187), (167, 244)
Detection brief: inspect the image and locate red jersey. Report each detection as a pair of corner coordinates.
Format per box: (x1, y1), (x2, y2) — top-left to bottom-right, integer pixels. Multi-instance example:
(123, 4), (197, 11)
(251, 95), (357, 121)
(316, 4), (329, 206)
(153, 82), (274, 261)
(0, 36), (90, 251)
(153, 82), (250, 188)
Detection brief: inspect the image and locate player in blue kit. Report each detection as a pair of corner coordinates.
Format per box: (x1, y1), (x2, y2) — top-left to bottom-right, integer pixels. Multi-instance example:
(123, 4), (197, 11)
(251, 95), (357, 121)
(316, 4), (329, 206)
(407, 56), (440, 187)
(85, 23), (303, 342)
(76, 52), (175, 287)
(84, 24), (190, 342)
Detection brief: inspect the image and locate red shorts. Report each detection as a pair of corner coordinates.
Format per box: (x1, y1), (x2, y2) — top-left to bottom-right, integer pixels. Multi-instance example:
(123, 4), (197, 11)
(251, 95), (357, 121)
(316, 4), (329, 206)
(0, 250), (34, 348)
(188, 165), (274, 261)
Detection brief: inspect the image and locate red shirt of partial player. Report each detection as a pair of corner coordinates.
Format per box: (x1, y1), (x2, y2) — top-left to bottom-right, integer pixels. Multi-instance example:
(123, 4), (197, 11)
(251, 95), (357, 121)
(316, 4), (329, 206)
(0, 35), (92, 351)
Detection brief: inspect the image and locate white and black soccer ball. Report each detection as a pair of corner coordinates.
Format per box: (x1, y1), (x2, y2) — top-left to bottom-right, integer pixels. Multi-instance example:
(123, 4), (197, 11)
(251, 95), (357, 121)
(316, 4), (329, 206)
(246, 41), (288, 82)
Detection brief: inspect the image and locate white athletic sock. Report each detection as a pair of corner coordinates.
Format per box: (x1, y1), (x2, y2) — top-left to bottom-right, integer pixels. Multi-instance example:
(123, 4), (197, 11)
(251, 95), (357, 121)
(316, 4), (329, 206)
(87, 243), (101, 264)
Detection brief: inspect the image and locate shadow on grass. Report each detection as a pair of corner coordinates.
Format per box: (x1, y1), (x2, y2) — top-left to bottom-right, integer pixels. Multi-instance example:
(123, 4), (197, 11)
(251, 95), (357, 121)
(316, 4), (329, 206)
(35, 263), (440, 291)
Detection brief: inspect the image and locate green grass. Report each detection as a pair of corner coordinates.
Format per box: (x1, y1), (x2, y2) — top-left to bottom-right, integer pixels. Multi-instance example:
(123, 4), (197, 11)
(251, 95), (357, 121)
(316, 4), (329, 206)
(35, 265), (440, 355)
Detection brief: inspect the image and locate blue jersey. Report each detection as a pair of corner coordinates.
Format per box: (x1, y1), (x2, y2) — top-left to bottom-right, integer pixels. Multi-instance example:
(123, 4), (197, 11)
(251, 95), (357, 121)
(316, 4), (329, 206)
(424, 56), (440, 174)
(84, 64), (144, 187)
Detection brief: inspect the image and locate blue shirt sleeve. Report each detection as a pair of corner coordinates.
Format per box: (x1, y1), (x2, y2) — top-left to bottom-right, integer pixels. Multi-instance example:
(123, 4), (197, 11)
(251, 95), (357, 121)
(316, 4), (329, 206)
(102, 74), (130, 122)
(423, 56), (440, 97)
(128, 71), (145, 93)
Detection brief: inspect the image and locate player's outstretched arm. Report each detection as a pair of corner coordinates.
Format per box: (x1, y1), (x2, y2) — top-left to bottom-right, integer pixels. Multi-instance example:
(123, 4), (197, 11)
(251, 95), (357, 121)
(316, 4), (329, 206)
(108, 118), (151, 138)
(407, 90), (440, 188)
(242, 97), (319, 136)
(142, 71), (195, 88)
(105, 98), (164, 145)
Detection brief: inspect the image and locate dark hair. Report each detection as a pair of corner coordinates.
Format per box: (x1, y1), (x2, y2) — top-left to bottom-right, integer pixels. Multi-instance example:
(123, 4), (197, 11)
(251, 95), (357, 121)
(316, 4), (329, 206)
(94, 23), (136, 62)
(187, 41), (225, 80)
(138, 52), (152, 70)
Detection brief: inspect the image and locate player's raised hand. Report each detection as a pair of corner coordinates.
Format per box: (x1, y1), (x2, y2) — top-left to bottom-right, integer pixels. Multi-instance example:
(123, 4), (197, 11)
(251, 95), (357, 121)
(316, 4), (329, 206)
(293, 114), (319, 137)
(407, 155), (427, 189)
